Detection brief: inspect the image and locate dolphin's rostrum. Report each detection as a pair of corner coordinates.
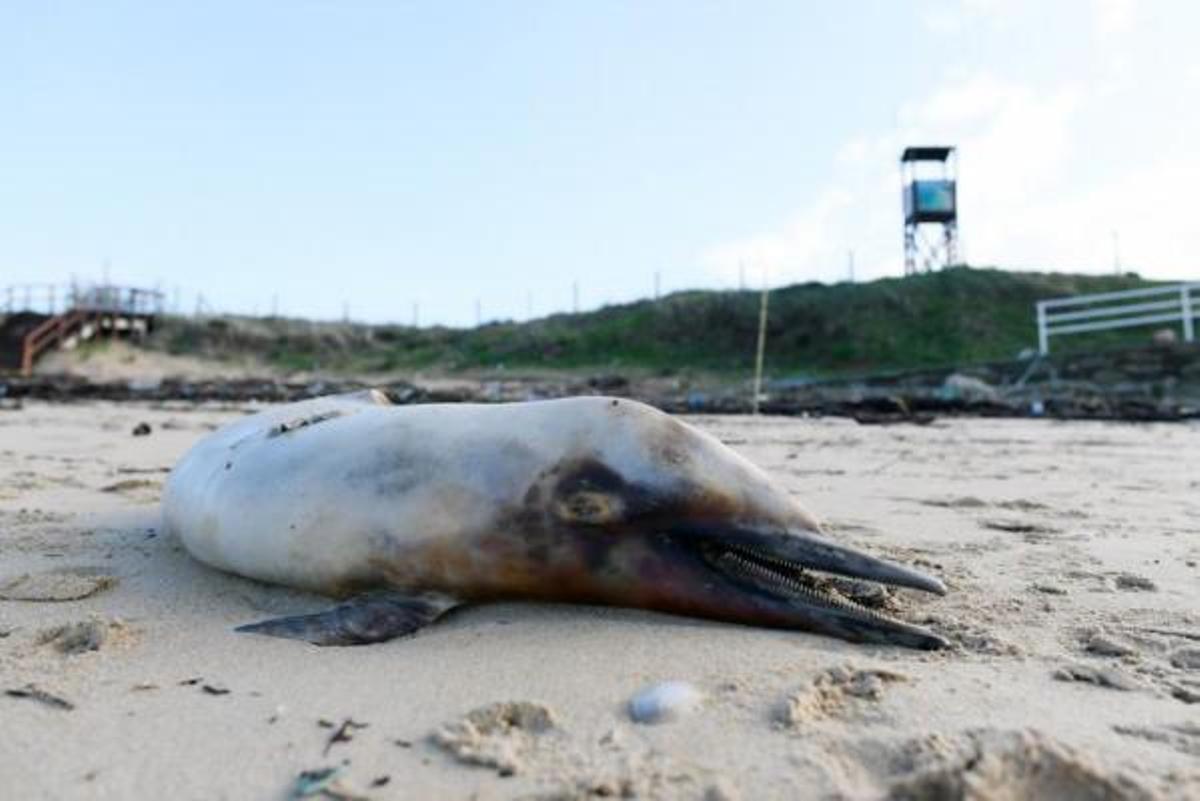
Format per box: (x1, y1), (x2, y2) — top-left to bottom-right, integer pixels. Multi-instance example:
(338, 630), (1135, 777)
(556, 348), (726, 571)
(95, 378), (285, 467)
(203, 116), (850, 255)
(163, 391), (949, 649)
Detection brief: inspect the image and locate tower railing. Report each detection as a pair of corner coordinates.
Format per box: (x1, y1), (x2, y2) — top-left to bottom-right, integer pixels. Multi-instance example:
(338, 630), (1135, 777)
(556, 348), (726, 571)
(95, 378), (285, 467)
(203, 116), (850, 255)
(1036, 283), (1198, 354)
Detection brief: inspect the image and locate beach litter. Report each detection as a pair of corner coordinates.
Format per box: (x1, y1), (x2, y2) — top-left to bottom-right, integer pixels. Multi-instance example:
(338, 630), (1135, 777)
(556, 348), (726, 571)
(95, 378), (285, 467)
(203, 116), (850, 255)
(323, 718), (369, 755)
(628, 680), (704, 724)
(289, 766), (370, 800)
(5, 684), (75, 710)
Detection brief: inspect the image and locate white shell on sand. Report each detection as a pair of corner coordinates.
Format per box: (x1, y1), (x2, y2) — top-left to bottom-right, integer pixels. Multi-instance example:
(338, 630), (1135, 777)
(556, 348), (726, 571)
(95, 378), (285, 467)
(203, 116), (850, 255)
(628, 681), (703, 724)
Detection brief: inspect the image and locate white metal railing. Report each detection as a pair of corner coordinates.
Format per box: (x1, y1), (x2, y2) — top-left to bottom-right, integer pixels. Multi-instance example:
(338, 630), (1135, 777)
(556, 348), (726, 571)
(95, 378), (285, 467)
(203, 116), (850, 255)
(1036, 283), (1198, 354)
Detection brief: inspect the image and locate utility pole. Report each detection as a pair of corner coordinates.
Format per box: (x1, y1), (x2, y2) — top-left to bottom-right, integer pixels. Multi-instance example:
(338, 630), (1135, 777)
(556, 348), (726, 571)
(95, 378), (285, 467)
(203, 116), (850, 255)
(271, 294), (279, 318)
(738, 261), (746, 291)
(475, 299), (482, 327)
(752, 278), (770, 416)
(1112, 230), (1121, 275)
(572, 281), (579, 314)
(654, 271), (661, 301)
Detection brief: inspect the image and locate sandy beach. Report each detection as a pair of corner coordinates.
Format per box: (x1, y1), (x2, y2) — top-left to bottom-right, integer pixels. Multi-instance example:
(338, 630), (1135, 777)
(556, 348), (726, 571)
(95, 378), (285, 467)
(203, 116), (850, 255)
(1, 400), (1197, 800)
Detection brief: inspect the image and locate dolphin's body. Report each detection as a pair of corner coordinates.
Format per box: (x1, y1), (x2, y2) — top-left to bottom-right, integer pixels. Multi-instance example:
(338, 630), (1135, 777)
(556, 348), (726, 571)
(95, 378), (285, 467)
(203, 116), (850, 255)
(163, 391), (948, 649)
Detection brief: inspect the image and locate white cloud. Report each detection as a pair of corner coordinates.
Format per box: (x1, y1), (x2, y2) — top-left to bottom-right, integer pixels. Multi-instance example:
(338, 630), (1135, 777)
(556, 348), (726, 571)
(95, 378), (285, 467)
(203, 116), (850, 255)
(702, 188), (856, 286)
(1094, 0), (1136, 41)
(701, 74), (1082, 283)
(919, 5), (963, 36)
(699, 3), (1200, 287)
(921, 0), (1035, 36)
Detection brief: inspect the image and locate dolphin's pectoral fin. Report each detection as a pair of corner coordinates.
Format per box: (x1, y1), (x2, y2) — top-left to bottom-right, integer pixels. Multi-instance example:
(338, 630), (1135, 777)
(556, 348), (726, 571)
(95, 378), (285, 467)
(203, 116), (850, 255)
(234, 591), (459, 646)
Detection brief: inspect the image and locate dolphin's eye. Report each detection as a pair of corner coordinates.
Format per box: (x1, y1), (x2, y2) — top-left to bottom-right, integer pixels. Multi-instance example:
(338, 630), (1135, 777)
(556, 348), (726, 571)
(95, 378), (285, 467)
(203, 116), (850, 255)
(556, 490), (624, 526)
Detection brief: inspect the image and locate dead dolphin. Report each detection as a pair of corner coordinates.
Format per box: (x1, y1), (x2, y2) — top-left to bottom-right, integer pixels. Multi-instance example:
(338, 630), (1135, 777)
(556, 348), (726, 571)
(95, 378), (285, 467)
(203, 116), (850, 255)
(163, 391), (948, 649)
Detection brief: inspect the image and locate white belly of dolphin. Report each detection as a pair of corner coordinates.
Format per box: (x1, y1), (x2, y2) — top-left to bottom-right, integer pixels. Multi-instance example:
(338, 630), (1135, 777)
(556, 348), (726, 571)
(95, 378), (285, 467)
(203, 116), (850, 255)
(163, 392), (614, 594)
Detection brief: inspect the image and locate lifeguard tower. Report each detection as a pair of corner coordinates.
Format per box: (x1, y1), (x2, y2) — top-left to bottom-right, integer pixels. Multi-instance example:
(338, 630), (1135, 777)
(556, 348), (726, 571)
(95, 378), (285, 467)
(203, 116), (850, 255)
(901, 146), (960, 274)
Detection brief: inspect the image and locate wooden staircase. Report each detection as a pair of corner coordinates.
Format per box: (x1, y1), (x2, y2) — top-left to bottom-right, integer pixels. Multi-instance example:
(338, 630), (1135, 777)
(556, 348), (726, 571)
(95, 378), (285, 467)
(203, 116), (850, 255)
(1, 283), (165, 376)
(18, 309), (97, 375)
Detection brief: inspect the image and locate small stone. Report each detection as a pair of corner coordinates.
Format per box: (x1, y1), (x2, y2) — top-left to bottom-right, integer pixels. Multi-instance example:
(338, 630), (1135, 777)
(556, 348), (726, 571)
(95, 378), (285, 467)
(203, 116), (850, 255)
(39, 620), (109, 654)
(1053, 663), (1139, 691)
(131, 422), (152, 437)
(1169, 648), (1200, 670)
(588, 778), (621, 797)
(704, 780), (740, 801)
(1114, 574), (1157, 592)
(1170, 686), (1200, 704)
(1083, 632), (1137, 658)
(628, 681), (703, 724)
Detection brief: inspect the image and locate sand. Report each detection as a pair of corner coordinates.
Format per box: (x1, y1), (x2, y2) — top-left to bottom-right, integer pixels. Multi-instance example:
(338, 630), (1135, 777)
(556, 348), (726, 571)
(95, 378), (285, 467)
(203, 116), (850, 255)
(1, 400), (1198, 800)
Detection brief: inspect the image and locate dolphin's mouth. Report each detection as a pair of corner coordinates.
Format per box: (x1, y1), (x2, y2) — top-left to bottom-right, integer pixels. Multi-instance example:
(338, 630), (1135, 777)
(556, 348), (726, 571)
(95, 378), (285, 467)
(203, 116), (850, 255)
(690, 531), (950, 650)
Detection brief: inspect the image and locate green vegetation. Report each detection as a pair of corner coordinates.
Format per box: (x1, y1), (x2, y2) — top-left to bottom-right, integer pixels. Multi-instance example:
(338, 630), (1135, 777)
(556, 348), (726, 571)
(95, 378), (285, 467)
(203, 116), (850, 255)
(149, 267), (1165, 378)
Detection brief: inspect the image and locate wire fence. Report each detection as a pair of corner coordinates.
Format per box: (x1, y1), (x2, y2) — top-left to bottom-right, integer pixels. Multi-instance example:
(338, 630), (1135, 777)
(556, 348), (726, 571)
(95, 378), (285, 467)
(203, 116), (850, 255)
(2, 283), (166, 317)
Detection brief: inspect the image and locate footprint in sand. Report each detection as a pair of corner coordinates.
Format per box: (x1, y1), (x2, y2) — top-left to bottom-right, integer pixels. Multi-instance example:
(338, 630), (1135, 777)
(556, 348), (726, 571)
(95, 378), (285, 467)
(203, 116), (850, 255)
(1053, 662), (1141, 692)
(1169, 648), (1200, 671)
(100, 478), (162, 503)
(979, 518), (1065, 544)
(0, 567), (118, 602)
(881, 729), (1159, 801)
(1078, 628), (1138, 659)
(922, 616), (1022, 656)
(433, 701), (559, 777)
(3, 509), (69, 526)
(1113, 722), (1200, 758)
(38, 617), (133, 654)
(776, 665), (909, 726)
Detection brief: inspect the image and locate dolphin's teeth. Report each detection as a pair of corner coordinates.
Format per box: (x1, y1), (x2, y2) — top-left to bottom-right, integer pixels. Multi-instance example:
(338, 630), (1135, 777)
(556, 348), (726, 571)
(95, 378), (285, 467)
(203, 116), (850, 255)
(715, 544), (904, 626)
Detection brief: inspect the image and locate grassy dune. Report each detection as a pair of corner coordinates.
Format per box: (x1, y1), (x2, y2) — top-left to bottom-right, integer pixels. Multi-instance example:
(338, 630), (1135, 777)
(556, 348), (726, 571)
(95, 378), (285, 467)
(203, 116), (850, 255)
(149, 267), (1162, 377)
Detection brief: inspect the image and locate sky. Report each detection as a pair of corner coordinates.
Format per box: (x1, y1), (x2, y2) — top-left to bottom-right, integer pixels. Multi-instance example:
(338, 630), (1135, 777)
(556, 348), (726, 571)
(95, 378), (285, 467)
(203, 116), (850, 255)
(3, 0), (1198, 326)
